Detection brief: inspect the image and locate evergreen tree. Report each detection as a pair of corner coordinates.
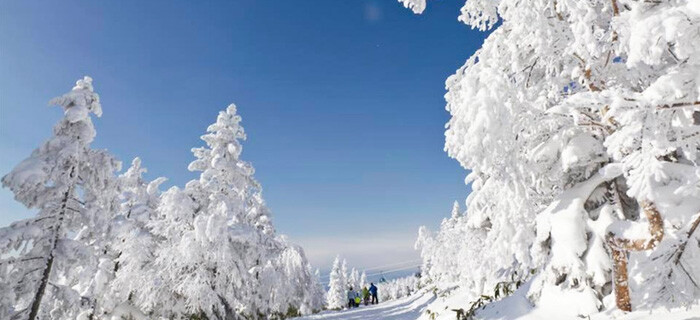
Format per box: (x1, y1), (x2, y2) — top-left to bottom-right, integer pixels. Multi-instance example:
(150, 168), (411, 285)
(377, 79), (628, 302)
(0, 77), (121, 319)
(403, 0), (700, 315)
(311, 268), (327, 311)
(148, 104), (322, 319)
(146, 104), (267, 319)
(341, 258), (349, 290)
(326, 256), (346, 310)
(350, 268), (360, 292)
(104, 158), (167, 316)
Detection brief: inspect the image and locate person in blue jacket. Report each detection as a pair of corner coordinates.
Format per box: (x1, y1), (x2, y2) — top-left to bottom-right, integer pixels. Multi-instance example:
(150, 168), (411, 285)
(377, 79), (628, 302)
(369, 283), (378, 305)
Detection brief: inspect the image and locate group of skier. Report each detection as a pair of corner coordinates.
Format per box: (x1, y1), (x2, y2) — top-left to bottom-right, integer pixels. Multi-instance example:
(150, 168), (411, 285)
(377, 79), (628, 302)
(347, 283), (378, 308)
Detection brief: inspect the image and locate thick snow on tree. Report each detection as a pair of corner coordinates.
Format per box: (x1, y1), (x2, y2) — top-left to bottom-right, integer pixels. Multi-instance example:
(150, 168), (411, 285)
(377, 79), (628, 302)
(326, 256), (347, 310)
(404, 0), (700, 317)
(311, 268), (327, 309)
(1, 81), (322, 319)
(359, 271), (368, 290)
(251, 244), (324, 316)
(146, 104), (321, 319)
(101, 158), (167, 316)
(349, 268), (360, 292)
(415, 201), (489, 289)
(377, 275), (420, 303)
(340, 259), (349, 290)
(0, 77), (121, 320)
(186, 104), (274, 236)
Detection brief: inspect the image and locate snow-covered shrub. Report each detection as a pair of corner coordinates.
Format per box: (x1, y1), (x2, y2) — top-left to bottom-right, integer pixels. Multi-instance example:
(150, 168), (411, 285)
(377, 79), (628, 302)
(403, 0), (700, 317)
(377, 275), (420, 303)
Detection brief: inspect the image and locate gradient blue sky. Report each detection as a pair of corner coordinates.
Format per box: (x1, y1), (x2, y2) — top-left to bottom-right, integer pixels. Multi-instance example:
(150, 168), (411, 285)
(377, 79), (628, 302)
(0, 0), (484, 272)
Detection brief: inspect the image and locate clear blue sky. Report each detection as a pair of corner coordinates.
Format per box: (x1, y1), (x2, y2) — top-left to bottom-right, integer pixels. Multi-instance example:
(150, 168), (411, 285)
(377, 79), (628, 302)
(0, 0), (484, 271)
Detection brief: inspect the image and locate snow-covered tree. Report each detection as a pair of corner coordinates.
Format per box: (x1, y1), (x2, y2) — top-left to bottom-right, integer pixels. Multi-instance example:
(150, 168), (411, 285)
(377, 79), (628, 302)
(349, 268), (360, 292)
(326, 256), (346, 310)
(100, 158), (167, 316)
(142, 186), (199, 317)
(147, 104), (321, 319)
(0, 77), (121, 319)
(402, 0), (700, 315)
(147, 106), (250, 318)
(256, 244), (324, 316)
(311, 268), (327, 310)
(360, 271), (368, 290)
(341, 259), (349, 290)
(377, 275), (420, 302)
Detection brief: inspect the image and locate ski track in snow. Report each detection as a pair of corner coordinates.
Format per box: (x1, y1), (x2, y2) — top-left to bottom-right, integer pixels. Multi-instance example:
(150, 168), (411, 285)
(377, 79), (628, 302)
(295, 292), (436, 320)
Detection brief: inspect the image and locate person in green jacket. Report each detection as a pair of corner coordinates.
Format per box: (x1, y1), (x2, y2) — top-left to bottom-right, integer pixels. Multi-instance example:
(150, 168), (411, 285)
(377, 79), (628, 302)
(362, 286), (370, 306)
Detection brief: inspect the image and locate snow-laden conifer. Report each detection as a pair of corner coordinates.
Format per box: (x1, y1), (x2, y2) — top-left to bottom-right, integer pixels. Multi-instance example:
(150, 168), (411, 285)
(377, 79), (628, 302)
(0, 77), (121, 320)
(326, 256), (346, 310)
(403, 0), (700, 315)
(311, 268), (327, 310)
(349, 268), (360, 292)
(340, 259), (349, 289)
(101, 158), (167, 316)
(148, 104), (321, 319)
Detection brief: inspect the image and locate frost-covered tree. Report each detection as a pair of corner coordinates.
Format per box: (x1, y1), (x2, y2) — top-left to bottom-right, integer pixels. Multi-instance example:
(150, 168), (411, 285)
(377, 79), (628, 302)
(377, 275), (420, 302)
(349, 268), (360, 292)
(311, 268), (327, 310)
(341, 259), (349, 289)
(403, 0), (700, 315)
(100, 158), (166, 316)
(141, 186), (198, 317)
(0, 77), (121, 319)
(147, 104), (321, 319)
(326, 256), (346, 310)
(415, 201), (496, 298)
(256, 244), (324, 316)
(360, 271), (368, 289)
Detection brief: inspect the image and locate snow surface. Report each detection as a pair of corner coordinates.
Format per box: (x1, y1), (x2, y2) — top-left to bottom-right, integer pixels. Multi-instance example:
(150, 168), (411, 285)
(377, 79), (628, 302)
(475, 281), (700, 320)
(294, 288), (700, 320)
(296, 290), (436, 320)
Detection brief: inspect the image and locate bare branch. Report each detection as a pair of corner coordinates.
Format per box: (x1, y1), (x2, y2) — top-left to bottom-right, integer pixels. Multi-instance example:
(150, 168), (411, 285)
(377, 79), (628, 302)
(658, 101), (700, 109)
(673, 213), (700, 265)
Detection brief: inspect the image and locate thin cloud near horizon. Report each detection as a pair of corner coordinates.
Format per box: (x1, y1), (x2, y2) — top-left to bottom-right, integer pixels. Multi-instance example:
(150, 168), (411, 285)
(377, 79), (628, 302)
(289, 231), (421, 271)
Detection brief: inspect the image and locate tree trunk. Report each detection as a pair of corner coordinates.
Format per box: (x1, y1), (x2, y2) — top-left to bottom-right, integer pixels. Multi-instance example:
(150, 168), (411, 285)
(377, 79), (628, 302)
(609, 246), (631, 311)
(606, 201), (664, 312)
(28, 185), (73, 320)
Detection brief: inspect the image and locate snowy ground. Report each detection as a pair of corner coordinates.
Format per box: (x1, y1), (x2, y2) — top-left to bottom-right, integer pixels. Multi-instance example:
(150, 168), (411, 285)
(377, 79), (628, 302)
(477, 285), (700, 320)
(295, 292), (436, 320)
(295, 288), (700, 320)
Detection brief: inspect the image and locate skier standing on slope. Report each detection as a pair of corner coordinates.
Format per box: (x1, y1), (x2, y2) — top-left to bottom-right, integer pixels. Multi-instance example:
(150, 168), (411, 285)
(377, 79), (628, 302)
(347, 287), (356, 308)
(369, 283), (378, 305)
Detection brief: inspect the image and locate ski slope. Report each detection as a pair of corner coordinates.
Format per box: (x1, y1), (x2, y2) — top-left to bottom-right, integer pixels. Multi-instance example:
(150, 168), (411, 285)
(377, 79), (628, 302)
(295, 287), (700, 320)
(295, 291), (436, 320)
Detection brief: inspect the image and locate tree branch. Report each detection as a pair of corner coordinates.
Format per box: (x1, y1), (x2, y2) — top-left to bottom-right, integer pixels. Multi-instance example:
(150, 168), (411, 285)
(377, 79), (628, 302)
(658, 101), (700, 109)
(673, 213), (700, 265)
(607, 200), (664, 311)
